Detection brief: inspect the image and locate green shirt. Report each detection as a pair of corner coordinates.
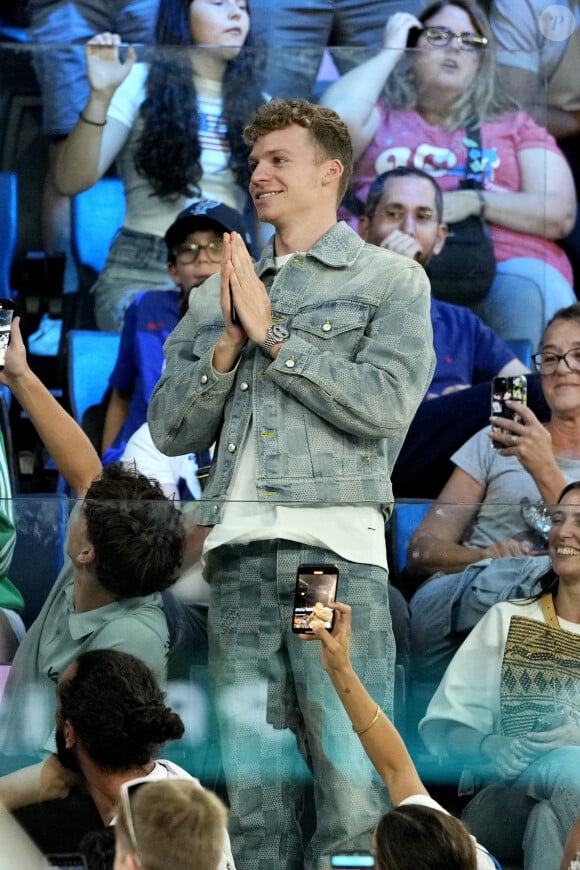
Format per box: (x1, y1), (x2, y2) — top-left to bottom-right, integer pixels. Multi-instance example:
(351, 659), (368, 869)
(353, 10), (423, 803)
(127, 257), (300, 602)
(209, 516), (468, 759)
(0, 514), (169, 761)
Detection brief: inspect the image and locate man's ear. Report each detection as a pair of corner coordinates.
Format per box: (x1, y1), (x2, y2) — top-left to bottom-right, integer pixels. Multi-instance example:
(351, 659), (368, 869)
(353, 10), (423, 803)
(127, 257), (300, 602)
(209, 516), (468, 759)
(432, 223), (448, 257)
(64, 720), (77, 750)
(77, 542), (95, 566)
(358, 216), (370, 241)
(322, 158), (344, 187)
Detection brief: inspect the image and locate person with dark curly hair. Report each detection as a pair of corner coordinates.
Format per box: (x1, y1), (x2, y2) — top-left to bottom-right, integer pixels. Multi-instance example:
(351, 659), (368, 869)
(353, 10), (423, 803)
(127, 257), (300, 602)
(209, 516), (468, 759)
(0, 318), (185, 772)
(1, 650), (234, 867)
(56, 0), (264, 331)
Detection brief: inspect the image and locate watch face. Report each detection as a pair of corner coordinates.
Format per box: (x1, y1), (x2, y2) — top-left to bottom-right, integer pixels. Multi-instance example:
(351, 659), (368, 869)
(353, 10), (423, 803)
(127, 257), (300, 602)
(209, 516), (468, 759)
(272, 325), (290, 341)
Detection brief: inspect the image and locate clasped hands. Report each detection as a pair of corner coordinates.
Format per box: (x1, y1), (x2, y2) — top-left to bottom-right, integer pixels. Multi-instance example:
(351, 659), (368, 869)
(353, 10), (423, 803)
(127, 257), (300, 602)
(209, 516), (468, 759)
(220, 232), (272, 347)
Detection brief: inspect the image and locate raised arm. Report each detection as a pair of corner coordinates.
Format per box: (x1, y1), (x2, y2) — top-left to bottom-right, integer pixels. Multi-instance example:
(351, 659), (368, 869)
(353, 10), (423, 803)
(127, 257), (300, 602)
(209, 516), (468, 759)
(54, 32), (135, 196)
(310, 602), (426, 805)
(0, 319), (101, 497)
(320, 12), (420, 161)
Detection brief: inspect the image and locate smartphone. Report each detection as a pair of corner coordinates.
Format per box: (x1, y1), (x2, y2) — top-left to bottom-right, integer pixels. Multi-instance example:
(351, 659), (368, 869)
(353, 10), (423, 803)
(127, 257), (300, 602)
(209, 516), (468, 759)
(491, 374), (527, 447)
(331, 852), (375, 868)
(291, 564), (339, 634)
(0, 299), (15, 370)
(46, 855), (88, 869)
(532, 710), (566, 732)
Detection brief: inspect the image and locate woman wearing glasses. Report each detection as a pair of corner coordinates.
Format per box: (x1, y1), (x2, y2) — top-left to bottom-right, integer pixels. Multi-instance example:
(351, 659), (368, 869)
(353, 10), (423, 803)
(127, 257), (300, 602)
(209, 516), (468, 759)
(407, 303), (580, 684)
(55, 0), (263, 331)
(321, 0), (576, 350)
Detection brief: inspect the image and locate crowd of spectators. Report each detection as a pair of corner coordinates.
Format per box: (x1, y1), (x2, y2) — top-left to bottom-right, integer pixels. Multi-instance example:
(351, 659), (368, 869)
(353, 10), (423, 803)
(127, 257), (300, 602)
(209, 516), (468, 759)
(0, 1), (579, 869)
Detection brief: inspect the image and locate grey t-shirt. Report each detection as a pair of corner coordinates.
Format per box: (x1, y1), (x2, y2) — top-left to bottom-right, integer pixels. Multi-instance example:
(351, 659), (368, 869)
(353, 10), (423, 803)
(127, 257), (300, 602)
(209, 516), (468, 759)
(452, 427), (580, 551)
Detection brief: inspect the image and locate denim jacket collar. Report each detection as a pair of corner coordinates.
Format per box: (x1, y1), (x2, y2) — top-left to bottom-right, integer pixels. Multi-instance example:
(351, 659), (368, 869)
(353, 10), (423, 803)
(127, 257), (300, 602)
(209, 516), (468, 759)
(255, 221), (365, 278)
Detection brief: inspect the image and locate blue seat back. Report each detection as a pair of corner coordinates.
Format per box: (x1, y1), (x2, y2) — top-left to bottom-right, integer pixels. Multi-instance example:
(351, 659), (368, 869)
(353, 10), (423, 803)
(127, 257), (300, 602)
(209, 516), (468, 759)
(506, 338), (532, 368)
(11, 494), (69, 628)
(72, 178), (126, 274)
(67, 330), (121, 424)
(388, 500), (434, 578)
(0, 172), (17, 300)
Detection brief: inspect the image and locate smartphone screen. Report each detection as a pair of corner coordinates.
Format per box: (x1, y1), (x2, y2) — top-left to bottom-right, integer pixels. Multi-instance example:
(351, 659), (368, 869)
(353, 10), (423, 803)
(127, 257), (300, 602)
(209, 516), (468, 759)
(292, 564), (339, 634)
(0, 300), (15, 370)
(331, 852), (375, 868)
(491, 374), (527, 447)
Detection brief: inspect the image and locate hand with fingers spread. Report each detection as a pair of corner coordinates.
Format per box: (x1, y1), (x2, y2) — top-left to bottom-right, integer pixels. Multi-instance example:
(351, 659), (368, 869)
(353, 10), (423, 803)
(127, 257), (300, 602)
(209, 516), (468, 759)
(85, 32), (136, 97)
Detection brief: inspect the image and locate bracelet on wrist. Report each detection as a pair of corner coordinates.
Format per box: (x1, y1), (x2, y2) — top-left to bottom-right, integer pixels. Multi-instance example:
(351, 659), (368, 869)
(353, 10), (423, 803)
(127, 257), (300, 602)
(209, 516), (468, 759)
(79, 111), (107, 127)
(353, 705), (382, 736)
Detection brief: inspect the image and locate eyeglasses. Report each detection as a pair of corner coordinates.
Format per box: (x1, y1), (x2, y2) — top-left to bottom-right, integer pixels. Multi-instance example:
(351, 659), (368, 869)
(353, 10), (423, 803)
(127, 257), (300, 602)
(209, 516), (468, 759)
(173, 241), (223, 264)
(421, 26), (488, 51)
(119, 779), (147, 869)
(532, 348), (580, 375)
(371, 206), (437, 225)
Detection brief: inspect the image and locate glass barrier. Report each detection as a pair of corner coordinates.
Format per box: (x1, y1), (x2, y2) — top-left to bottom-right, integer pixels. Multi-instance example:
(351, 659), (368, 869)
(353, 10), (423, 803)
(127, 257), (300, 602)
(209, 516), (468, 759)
(0, 15), (577, 867)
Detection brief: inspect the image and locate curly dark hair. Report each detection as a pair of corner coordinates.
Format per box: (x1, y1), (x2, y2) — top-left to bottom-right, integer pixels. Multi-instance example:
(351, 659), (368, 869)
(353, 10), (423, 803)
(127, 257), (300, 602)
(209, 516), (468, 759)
(133, 0), (264, 200)
(83, 463), (184, 598)
(58, 649), (184, 770)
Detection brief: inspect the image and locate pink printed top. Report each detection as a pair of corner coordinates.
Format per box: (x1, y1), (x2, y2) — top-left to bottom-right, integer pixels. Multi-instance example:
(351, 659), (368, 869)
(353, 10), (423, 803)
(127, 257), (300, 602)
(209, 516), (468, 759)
(346, 106), (572, 282)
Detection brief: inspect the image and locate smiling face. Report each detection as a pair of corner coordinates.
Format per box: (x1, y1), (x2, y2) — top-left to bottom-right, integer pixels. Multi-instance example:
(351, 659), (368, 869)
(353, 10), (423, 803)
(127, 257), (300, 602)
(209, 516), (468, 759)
(540, 317), (580, 418)
(549, 488), (580, 581)
(248, 123), (342, 232)
(188, 0), (249, 53)
(413, 4), (483, 105)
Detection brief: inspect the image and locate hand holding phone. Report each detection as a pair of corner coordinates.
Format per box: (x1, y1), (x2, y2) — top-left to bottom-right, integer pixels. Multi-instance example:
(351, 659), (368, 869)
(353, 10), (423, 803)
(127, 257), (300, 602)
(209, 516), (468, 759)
(491, 375), (527, 448)
(292, 565), (339, 635)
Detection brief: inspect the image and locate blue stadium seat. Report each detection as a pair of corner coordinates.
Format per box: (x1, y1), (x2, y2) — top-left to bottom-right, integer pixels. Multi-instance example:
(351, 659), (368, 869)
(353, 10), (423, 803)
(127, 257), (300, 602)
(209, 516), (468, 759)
(71, 177), (126, 274)
(388, 499), (434, 580)
(67, 329), (121, 425)
(506, 338), (532, 369)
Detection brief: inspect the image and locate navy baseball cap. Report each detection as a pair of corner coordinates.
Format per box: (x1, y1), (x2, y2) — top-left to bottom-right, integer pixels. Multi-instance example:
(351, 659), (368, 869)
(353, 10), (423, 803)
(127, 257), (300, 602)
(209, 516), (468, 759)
(165, 199), (252, 254)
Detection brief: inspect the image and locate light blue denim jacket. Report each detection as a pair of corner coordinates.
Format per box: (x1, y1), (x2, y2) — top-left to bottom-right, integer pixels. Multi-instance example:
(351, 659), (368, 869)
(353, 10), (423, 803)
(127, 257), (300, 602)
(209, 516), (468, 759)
(148, 222), (435, 525)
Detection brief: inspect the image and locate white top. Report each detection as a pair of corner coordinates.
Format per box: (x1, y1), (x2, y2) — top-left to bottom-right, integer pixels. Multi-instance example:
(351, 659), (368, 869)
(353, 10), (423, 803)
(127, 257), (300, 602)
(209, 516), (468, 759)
(122, 422), (201, 501)
(399, 794), (498, 870)
(419, 599), (580, 754)
(108, 64), (245, 237)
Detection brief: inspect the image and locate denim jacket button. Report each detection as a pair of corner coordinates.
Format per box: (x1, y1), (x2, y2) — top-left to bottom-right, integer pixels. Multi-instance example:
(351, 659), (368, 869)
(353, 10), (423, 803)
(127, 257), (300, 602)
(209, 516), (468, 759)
(201, 373), (208, 384)
(285, 359), (295, 368)
(322, 322), (332, 332)
(239, 381), (249, 391)
(227, 443), (237, 453)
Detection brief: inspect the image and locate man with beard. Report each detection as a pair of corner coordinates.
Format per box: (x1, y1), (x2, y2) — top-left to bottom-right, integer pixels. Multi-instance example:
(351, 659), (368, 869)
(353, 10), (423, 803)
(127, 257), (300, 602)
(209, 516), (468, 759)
(358, 166), (541, 504)
(1, 648), (235, 869)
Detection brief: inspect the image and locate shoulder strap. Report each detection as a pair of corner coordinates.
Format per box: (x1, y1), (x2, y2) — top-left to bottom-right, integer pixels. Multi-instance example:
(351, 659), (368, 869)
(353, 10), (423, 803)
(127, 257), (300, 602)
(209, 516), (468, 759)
(540, 592), (561, 629)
